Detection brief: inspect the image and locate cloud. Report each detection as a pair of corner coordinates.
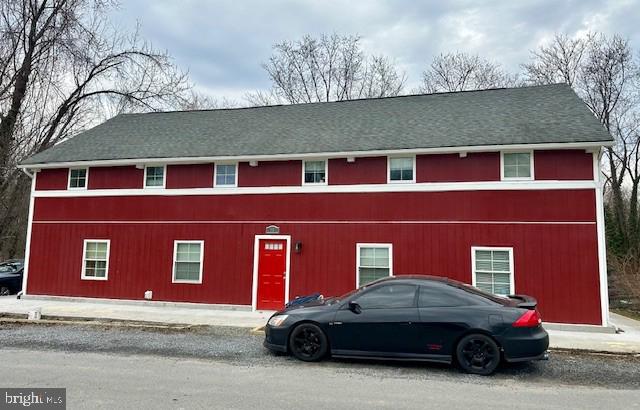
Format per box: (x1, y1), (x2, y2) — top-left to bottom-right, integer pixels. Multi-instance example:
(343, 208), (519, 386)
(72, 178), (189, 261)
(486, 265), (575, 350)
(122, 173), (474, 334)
(110, 0), (640, 101)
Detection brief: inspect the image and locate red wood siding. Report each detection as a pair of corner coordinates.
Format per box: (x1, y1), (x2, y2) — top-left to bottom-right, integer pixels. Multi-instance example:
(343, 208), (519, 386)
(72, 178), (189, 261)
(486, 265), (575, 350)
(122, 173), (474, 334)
(27, 189), (601, 325)
(33, 190), (596, 223)
(535, 150), (593, 180)
(35, 169), (68, 190)
(329, 157), (387, 185)
(166, 164), (213, 188)
(417, 152), (500, 182)
(88, 166), (143, 189)
(238, 160), (302, 187)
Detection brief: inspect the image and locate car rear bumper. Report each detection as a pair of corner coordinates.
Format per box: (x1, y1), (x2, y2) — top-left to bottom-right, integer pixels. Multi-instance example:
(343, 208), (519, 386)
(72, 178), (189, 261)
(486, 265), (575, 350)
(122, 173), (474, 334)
(500, 326), (550, 362)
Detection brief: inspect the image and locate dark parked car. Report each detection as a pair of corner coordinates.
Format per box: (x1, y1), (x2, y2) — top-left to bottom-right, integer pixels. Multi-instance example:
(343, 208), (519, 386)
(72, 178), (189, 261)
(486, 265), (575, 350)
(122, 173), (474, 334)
(0, 259), (24, 296)
(264, 275), (549, 375)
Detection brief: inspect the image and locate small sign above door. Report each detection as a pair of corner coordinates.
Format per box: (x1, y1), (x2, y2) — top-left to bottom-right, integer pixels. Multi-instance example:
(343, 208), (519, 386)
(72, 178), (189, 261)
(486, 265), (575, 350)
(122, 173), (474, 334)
(265, 225), (280, 234)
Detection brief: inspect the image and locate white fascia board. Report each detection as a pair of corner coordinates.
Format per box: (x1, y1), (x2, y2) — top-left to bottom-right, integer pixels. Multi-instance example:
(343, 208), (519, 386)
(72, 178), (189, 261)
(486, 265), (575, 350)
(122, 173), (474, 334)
(18, 141), (613, 170)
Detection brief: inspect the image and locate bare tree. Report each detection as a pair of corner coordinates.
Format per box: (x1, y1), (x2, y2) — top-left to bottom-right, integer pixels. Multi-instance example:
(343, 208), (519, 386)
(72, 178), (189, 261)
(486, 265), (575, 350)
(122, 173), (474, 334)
(418, 52), (518, 93)
(522, 34), (590, 87)
(180, 91), (239, 111)
(0, 0), (197, 258)
(523, 33), (640, 258)
(247, 34), (406, 105)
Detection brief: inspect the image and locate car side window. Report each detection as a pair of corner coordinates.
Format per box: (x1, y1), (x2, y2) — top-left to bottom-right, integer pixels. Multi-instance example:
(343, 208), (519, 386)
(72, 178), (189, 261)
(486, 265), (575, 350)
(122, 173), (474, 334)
(418, 284), (491, 308)
(354, 284), (417, 309)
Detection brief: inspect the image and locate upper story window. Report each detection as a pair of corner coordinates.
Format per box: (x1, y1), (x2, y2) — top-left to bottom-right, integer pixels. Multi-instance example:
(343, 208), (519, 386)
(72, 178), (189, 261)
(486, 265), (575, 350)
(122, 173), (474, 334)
(144, 166), (165, 188)
(472, 246), (514, 296)
(215, 163), (237, 187)
(68, 168), (88, 189)
(501, 152), (533, 180)
(81, 239), (110, 280)
(388, 157), (415, 183)
(303, 160), (327, 184)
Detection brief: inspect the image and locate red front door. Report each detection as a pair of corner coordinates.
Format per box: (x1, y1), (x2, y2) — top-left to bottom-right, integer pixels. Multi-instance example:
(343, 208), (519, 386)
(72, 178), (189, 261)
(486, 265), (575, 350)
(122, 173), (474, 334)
(256, 239), (287, 310)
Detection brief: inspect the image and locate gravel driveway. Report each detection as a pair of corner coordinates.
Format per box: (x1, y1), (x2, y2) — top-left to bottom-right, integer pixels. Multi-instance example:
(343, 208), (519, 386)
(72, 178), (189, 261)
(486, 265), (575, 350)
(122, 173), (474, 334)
(0, 322), (639, 390)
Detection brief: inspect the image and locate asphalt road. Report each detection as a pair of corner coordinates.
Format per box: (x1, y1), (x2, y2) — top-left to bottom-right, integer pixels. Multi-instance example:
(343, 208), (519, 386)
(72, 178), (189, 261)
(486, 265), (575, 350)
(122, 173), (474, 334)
(0, 323), (639, 409)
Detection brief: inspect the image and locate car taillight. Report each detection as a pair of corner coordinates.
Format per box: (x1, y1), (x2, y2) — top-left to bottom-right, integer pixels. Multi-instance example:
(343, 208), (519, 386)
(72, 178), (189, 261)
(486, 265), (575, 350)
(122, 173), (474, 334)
(513, 309), (542, 328)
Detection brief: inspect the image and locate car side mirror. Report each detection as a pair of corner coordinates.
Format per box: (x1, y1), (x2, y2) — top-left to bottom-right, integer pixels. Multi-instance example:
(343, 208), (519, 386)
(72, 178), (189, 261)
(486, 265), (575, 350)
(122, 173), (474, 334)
(348, 301), (362, 314)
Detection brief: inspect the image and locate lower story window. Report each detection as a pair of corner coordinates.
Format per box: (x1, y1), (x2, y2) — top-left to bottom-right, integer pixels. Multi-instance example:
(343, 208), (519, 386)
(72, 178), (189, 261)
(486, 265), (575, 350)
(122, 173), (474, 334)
(357, 244), (393, 287)
(472, 247), (514, 295)
(82, 240), (110, 280)
(173, 241), (204, 283)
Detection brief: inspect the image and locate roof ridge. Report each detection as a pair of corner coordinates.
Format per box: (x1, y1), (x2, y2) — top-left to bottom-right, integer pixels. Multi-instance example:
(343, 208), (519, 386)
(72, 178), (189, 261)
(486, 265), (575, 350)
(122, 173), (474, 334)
(121, 83), (570, 116)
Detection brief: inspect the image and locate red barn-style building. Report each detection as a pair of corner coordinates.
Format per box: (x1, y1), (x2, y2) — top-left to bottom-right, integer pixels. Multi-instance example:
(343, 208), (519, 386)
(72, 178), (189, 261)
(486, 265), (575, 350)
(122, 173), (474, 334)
(18, 84), (613, 326)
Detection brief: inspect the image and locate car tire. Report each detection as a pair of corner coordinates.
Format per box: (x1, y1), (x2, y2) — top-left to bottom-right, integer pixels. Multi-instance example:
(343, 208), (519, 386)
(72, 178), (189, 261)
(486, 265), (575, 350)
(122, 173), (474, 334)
(288, 323), (328, 362)
(456, 333), (501, 375)
(0, 286), (10, 296)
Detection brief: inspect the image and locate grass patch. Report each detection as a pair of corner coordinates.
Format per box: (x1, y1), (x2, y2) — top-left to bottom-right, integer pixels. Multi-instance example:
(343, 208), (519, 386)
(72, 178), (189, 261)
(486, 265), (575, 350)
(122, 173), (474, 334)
(611, 308), (640, 322)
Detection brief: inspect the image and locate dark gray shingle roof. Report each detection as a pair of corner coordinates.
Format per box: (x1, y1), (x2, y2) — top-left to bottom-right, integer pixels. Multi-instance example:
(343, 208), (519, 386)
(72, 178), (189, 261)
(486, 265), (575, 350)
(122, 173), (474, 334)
(21, 84), (612, 166)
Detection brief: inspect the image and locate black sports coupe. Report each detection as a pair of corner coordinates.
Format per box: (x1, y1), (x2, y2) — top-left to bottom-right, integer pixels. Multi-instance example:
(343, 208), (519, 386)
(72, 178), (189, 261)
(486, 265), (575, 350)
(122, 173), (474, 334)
(264, 275), (549, 375)
(0, 259), (24, 296)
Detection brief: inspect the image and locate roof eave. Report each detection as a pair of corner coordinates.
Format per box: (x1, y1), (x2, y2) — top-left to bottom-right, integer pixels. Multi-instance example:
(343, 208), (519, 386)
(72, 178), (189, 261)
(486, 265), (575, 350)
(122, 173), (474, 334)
(18, 140), (614, 170)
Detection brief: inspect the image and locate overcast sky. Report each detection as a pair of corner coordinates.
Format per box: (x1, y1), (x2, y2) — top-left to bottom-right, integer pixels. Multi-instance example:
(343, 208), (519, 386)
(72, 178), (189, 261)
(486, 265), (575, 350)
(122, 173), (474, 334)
(110, 0), (640, 102)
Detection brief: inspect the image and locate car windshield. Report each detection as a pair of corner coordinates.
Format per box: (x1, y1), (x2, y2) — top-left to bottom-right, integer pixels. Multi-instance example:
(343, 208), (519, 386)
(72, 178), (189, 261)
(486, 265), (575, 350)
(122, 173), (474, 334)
(0, 261), (22, 273)
(0, 265), (16, 273)
(335, 288), (362, 302)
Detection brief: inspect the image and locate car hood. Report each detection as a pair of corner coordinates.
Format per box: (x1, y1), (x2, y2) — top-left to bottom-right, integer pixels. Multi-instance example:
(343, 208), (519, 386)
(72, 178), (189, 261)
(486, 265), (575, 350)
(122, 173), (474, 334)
(0, 271), (21, 279)
(280, 295), (341, 314)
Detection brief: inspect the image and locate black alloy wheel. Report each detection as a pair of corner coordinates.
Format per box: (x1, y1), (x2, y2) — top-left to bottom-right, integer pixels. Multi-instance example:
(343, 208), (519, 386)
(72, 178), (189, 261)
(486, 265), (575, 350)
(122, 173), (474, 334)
(288, 323), (328, 362)
(456, 333), (501, 375)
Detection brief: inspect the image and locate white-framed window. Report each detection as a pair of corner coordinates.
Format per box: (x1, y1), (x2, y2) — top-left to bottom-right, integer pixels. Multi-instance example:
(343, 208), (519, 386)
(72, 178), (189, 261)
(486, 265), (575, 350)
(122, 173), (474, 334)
(356, 243), (393, 287)
(501, 151), (534, 180)
(81, 240), (110, 280)
(172, 240), (204, 284)
(215, 163), (238, 187)
(68, 168), (88, 189)
(303, 160), (327, 185)
(144, 165), (166, 188)
(471, 246), (514, 296)
(387, 156), (415, 183)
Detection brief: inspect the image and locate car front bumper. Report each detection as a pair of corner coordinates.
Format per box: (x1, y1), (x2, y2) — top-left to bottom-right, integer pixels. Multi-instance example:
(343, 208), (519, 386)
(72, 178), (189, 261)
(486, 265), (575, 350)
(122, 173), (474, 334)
(263, 324), (289, 353)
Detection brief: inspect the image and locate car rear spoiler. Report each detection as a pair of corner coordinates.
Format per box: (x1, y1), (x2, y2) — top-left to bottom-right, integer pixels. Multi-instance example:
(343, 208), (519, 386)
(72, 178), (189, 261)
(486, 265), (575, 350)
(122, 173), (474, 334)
(508, 294), (537, 310)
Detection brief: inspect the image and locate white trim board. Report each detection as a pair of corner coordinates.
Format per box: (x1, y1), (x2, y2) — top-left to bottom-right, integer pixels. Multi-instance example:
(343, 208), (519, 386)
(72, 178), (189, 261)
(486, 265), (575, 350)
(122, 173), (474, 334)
(251, 235), (291, 311)
(19, 141), (612, 170)
(21, 171), (37, 296)
(31, 179), (599, 198)
(593, 150), (610, 326)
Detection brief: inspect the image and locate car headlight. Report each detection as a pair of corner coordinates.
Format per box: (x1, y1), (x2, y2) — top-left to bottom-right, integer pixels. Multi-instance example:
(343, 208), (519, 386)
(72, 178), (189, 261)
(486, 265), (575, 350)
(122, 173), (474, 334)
(268, 314), (289, 327)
